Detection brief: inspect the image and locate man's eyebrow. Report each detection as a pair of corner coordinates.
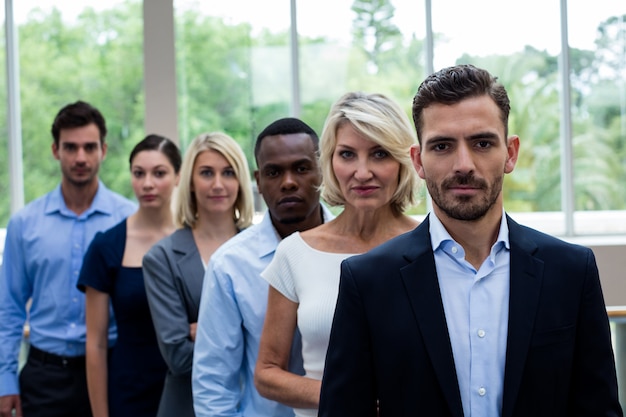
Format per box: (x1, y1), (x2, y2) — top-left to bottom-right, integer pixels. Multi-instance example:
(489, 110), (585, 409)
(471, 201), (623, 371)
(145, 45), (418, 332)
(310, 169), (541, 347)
(467, 131), (499, 140)
(291, 158), (314, 166)
(260, 163), (281, 170)
(62, 141), (99, 146)
(425, 132), (499, 144)
(423, 135), (454, 144)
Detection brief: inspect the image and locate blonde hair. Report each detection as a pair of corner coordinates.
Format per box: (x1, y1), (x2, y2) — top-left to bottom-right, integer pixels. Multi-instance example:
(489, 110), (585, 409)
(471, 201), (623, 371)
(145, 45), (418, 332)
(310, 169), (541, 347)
(320, 92), (420, 214)
(175, 132), (254, 229)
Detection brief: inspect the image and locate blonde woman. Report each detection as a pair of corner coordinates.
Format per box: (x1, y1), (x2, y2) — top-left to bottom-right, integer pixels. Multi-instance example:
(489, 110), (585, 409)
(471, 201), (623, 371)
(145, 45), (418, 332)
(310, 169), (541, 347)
(255, 92), (421, 416)
(143, 132), (254, 417)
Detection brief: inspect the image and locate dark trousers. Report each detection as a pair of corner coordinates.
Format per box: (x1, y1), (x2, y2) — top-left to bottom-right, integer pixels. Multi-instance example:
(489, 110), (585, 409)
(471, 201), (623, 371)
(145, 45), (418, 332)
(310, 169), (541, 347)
(19, 345), (92, 417)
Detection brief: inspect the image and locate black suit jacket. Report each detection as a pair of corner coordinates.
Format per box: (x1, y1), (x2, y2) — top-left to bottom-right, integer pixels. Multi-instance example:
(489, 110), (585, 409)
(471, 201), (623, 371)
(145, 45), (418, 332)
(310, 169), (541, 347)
(319, 215), (622, 417)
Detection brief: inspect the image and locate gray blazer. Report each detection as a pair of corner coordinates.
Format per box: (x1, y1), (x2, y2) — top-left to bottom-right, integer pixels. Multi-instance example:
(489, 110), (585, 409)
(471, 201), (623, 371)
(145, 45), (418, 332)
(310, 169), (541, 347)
(143, 227), (204, 417)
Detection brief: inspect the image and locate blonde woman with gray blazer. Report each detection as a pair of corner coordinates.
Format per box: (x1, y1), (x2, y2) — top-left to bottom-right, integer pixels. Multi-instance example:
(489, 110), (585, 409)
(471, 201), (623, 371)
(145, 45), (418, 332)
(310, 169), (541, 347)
(143, 132), (254, 417)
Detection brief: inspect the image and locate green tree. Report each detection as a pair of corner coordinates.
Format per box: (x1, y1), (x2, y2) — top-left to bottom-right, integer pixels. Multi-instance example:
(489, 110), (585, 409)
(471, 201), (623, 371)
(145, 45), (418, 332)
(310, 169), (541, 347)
(176, 8), (257, 166)
(351, 0), (402, 74)
(594, 14), (626, 81)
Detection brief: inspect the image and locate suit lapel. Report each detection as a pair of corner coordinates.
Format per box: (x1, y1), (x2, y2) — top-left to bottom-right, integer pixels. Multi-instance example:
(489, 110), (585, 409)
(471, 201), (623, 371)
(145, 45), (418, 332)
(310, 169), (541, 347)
(400, 218), (465, 417)
(501, 217), (544, 417)
(171, 228), (204, 311)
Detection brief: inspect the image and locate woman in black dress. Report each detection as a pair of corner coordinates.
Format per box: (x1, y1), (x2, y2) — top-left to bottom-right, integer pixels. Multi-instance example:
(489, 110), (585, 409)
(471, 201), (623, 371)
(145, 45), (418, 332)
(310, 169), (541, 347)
(78, 134), (181, 417)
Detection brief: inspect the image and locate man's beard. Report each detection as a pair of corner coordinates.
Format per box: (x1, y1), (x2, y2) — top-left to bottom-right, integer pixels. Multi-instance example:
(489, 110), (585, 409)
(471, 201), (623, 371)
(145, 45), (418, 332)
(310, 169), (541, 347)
(426, 172), (503, 221)
(68, 176), (95, 187)
(63, 166), (97, 187)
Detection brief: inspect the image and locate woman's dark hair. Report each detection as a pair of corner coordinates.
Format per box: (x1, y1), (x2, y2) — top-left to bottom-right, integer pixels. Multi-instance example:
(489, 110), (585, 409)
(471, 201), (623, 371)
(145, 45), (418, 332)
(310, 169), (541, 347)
(129, 134), (182, 173)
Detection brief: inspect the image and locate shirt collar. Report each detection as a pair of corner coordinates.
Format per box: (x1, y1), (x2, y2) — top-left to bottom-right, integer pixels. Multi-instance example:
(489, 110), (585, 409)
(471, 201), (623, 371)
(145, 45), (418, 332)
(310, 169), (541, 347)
(429, 209), (510, 252)
(257, 211), (282, 259)
(258, 203), (335, 259)
(45, 181), (117, 218)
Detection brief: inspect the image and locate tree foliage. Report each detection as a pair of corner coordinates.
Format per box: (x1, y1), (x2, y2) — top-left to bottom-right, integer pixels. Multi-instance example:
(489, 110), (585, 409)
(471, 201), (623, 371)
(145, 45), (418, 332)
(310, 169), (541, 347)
(352, 0), (402, 73)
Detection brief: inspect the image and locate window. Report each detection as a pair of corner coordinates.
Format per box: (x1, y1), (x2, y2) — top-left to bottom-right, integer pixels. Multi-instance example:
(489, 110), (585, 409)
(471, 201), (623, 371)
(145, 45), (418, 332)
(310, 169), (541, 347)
(569, 2), (626, 234)
(174, 0), (427, 211)
(3, 1), (626, 235)
(175, 0), (292, 168)
(0, 0), (143, 228)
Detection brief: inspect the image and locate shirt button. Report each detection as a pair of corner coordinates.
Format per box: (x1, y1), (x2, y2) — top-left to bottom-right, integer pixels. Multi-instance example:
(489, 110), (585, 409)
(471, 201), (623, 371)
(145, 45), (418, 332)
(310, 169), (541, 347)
(477, 329), (486, 338)
(451, 246), (458, 254)
(70, 323), (76, 328)
(478, 387), (486, 396)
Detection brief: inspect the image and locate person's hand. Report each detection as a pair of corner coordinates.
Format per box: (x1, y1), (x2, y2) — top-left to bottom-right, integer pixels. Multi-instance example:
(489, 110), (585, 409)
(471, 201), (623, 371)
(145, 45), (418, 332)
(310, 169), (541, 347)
(0, 394), (22, 417)
(189, 322), (197, 342)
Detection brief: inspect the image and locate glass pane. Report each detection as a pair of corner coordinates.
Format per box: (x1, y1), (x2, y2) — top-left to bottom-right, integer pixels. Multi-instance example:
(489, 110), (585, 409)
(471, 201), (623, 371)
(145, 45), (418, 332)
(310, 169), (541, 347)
(568, 2), (626, 234)
(174, 0), (427, 213)
(431, 0), (563, 219)
(12, 0), (142, 206)
(175, 0), (291, 169)
(297, 0), (426, 131)
(297, 0), (428, 213)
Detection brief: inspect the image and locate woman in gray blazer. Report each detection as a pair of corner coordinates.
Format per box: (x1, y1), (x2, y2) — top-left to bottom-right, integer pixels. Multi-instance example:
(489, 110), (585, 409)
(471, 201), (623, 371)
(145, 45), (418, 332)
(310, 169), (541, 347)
(143, 132), (255, 417)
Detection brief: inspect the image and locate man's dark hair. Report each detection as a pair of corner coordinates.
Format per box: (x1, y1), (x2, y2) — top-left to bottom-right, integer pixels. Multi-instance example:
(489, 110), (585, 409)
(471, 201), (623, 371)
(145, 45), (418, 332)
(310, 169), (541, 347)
(129, 134), (182, 173)
(51, 100), (107, 145)
(254, 117), (319, 163)
(412, 64), (511, 143)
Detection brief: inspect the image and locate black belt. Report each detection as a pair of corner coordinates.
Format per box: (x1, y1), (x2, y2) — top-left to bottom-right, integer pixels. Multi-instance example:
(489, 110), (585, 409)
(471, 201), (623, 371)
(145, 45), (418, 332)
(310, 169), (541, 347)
(28, 345), (86, 369)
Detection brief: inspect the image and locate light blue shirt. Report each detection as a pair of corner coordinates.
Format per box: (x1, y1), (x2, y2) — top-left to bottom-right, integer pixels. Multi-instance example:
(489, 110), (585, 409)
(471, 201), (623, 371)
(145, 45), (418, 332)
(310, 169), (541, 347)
(0, 182), (136, 396)
(192, 206), (333, 417)
(430, 211), (510, 417)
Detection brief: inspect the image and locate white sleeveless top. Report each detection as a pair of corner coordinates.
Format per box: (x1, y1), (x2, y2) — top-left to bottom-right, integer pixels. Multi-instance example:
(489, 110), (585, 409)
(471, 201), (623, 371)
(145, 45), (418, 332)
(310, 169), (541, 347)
(261, 232), (358, 417)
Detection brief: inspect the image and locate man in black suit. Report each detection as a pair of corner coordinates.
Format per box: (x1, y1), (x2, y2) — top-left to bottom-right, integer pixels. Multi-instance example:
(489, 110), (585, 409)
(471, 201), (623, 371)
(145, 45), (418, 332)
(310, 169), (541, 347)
(319, 64), (622, 417)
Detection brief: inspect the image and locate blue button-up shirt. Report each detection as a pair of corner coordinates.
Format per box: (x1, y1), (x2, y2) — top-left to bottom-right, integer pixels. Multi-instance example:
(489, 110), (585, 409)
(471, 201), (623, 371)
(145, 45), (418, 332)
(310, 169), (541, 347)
(0, 182), (136, 396)
(192, 206), (333, 417)
(430, 211), (510, 417)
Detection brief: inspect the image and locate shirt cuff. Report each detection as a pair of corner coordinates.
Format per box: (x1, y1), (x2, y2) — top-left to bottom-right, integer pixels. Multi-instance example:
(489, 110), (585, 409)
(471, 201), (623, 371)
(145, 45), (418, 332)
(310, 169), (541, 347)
(0, 372), (19, 396)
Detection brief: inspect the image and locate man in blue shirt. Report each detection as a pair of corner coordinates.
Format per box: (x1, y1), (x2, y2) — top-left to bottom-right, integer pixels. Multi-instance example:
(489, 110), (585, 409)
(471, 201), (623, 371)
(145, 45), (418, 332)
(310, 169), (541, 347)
(319, 65), (622, 416)
(192, 118), (333, 417)
(0, 101), (136, 417)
